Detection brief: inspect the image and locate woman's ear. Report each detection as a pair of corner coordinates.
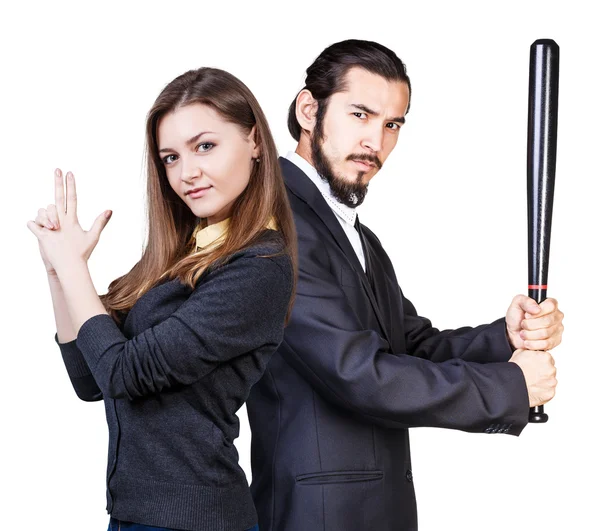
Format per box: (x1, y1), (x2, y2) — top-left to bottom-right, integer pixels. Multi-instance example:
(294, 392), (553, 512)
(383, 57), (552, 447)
(296, 89), (318, 133)
(248, 124), (260, 159)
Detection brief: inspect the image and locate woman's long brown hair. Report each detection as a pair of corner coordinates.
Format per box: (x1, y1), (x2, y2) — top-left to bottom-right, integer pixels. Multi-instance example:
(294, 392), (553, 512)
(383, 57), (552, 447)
(100, 68), (297, 324)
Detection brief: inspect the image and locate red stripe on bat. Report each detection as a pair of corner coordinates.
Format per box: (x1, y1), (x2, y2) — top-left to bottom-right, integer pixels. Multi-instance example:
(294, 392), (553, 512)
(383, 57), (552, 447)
(528, 284), (548, 289)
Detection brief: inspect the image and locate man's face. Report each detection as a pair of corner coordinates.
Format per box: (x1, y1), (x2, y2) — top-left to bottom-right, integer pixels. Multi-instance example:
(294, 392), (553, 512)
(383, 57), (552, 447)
(311, 67), (410, 207)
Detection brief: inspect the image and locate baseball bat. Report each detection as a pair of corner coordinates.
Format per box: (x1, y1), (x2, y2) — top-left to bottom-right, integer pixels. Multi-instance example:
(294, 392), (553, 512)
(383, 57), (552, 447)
(527, 39), (559, 423)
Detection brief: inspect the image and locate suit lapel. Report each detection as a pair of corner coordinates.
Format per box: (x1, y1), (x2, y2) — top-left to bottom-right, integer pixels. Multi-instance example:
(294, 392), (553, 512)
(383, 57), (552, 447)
(281, 158), (364, 274)
(281, 157), (393, 347)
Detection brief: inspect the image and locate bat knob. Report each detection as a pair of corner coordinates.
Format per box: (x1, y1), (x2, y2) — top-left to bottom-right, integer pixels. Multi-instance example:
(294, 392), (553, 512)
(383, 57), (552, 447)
(529, 405), (548, 423)
(531, 38), (559, 51)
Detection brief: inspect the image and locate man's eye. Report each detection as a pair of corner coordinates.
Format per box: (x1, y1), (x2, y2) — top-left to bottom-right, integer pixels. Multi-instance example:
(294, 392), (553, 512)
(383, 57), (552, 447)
(386, 123), (401, 130)
(197, 142), (215, 152)
(162, 154), (178, 165)
(353, 112), (367, 119)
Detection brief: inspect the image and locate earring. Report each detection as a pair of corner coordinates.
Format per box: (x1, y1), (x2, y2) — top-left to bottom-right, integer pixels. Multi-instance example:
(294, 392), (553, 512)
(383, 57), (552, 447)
(255, 157), (261, 163)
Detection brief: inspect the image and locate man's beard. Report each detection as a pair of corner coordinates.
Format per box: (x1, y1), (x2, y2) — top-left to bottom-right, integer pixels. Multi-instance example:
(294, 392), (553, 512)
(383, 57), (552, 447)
(310, 118), (379, 209)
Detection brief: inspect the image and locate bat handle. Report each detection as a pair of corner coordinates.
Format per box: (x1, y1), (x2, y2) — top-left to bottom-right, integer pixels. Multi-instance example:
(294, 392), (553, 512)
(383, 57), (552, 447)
(527, 286), (549, 423)
(529, 405), (548, 423)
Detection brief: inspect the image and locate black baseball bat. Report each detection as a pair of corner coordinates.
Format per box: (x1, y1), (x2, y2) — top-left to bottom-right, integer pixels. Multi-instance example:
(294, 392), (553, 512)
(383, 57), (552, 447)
(527, 39), (559, 423)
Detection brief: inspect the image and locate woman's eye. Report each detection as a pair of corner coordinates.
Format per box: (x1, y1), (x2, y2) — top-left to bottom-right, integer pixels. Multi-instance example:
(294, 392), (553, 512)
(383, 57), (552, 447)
(196, 142), (215, 152)
(353, 112), (367, 120)
(162, 154), (178, 165)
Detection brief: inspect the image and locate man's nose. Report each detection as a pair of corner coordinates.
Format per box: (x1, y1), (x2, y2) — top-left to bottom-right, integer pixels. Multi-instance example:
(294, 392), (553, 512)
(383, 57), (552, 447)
(361, 125), (384, 154)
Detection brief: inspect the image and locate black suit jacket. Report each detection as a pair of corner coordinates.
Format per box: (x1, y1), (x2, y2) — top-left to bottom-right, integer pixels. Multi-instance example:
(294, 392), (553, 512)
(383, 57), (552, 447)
(247, 157), (530, 531)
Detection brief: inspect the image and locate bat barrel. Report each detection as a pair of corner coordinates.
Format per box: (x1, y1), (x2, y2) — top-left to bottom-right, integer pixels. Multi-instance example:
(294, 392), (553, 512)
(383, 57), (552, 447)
(527, 39), (559, 424)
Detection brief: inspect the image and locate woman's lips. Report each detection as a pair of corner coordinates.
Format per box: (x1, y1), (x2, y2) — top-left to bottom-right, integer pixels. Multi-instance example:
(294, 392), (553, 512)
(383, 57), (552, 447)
(188, 186), (212, 198)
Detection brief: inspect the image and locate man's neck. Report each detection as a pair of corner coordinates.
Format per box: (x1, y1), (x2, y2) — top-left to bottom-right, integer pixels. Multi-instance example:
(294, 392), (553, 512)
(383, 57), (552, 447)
(295, 139), (314, 167)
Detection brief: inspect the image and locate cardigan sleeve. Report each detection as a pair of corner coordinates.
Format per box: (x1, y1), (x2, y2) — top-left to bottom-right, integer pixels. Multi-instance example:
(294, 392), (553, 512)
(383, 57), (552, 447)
(75, 254), (292, 400)
(55, 333), (103, 402)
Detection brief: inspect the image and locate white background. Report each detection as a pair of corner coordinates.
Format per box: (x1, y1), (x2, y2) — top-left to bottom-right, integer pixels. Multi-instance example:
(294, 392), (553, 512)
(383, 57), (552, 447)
(2, 0), (598, 529)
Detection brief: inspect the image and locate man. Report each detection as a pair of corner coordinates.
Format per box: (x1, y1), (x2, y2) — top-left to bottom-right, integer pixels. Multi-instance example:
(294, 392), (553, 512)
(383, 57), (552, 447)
(246, 39), (563, 531)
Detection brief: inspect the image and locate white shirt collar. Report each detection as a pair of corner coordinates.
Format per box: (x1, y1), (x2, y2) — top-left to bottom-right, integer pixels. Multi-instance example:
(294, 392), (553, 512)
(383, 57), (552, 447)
(285, 151), (357, 226)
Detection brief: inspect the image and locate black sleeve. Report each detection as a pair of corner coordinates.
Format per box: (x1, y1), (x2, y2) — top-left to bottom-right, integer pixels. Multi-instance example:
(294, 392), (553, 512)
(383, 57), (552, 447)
(401, 287), (515, 364)
(277, 221), (529, 435)
(55, 333), (103, 402)
(75, 255), (292, 400)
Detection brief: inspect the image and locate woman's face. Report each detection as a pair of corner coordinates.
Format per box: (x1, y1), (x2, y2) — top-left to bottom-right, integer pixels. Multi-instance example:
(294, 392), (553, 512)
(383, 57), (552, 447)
(157, 103), (259, 225)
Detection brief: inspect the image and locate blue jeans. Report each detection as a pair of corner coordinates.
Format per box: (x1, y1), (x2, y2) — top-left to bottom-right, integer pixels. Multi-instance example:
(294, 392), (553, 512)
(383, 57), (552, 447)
(108, 518), (258, 531)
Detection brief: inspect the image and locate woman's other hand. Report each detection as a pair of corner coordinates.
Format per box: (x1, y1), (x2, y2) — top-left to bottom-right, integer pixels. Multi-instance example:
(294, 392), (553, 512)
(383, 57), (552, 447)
(27, 168), (112, 276)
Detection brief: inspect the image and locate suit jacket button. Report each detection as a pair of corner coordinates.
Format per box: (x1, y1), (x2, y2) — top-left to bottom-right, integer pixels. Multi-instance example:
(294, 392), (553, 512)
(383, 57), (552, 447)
(406, 469), (413, 482)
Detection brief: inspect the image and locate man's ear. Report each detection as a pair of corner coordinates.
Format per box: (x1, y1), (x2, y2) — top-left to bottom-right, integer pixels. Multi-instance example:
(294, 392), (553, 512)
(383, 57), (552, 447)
(295, 89), (319, 133)
(248, 124), (260, 159)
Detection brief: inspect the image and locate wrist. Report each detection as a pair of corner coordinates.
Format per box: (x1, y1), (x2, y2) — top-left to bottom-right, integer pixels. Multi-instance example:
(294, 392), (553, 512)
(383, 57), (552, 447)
(505, 328), (517, 352)
(54, 258), (88, 282)
(47, 270), (61, 282)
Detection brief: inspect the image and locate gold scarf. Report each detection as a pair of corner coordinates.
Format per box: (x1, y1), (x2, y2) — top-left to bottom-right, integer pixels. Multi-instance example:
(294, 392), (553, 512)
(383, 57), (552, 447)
(136, 216), (278, 298)
(192, 216), (278, 251)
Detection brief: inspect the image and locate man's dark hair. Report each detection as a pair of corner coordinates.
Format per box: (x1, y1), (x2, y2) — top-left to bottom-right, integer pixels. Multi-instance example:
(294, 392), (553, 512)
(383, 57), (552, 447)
(287, 39), (411, 141)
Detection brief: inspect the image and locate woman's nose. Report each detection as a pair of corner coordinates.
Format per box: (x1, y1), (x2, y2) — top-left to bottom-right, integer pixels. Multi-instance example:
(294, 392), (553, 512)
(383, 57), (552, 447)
(180, 159), (202, 182)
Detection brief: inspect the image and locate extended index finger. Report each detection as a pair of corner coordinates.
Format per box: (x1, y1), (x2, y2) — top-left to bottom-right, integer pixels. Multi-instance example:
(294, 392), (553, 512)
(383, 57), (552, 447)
(54, 168), (65, 215)
(65, 171), (77, 219)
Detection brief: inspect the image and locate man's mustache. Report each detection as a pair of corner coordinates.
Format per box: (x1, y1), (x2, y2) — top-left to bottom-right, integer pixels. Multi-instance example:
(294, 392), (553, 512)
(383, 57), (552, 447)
(346, 153), (382, 169)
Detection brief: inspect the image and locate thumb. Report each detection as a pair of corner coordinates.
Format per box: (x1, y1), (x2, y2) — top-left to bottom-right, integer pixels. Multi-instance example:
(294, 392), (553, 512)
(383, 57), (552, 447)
(90, 210), (112, 237)
(512, 294), (541, 316)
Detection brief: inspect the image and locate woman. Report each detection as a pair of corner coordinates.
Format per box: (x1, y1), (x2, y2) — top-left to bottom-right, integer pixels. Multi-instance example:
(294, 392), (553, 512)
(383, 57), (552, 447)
(27, 67), (297, 531)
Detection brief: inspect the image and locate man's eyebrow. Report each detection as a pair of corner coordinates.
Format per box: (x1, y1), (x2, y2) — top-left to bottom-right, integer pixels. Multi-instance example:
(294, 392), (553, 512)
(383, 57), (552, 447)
(158, 131), (215, 153)
(350, 103), (405, 124)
